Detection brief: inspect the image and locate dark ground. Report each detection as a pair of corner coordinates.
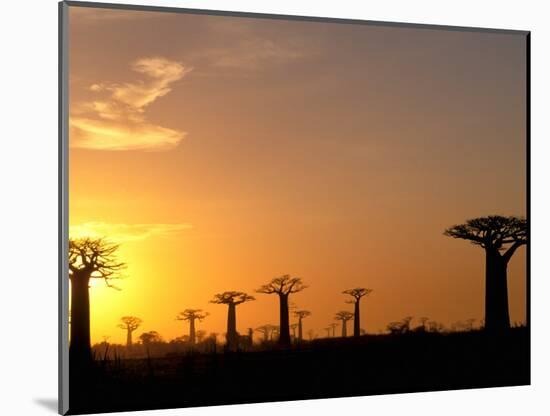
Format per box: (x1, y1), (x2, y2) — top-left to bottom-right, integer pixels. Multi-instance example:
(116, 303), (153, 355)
(68, 327), (529, 415)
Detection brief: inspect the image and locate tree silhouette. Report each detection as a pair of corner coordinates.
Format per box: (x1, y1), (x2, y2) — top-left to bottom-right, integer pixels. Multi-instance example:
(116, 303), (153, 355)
(176, 309), (208, 345)
(255, 324), (277, 342)
(428, 320), (445, 333)
(247, 328), (254, 348)
(211, 291), (255, 351)
(343, 287), (373, 337)
(256, 275), (307, 346)
(118, 316), (142, 347)
(323, 327), (332, 337)
(418, 317), (429, 332)
(69, 238), (125, 363)
(387, 316), (412, 335)
(290, 323), (299, 339)
(293, 310), (311, 342)
(139, 330), (162, 345)
(328, 322), (338, 337)
(196, 330), (207, 343)
(445, 215), (527, 332)
(334, 311), (354, 337)
(464, 318), (477, 331)
(271, 326), (280, 341)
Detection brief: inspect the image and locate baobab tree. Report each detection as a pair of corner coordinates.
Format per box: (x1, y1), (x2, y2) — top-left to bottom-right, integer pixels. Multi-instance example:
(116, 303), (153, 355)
(290, 323), (298, 339)
(255, 324), (277, 342)
(211, 291), (255, 351)
(118, 316), (142, 347)
(445, 215), (527, 332)
(328, 322), (338, 337)
(324, 327), (332, 338)
(256, 275), (307, 346)
(176, 309), (208, 345)
(69, 238), (125, 364)
(343, 287), (373, 337)
(294, 310), (311, 341)
(334, 311), (354, 337)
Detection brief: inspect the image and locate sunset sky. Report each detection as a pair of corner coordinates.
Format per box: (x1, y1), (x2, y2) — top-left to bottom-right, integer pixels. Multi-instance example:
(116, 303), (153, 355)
(68, 5), (527, 345)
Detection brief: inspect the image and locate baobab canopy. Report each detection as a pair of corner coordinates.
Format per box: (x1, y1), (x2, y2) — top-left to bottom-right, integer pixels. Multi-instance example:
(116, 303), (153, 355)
(444, 216), (526, 250)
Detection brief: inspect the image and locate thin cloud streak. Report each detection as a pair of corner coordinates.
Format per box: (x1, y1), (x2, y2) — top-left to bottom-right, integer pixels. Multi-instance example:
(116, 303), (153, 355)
(70, 222), (192, 242)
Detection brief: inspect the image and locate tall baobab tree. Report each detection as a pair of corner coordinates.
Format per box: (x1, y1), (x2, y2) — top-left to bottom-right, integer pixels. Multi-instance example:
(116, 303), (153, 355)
(176, 309), (209, 345)
(211, 291), (255, 351)
(118, 316), (142, 347)
(256, 275), (307, 346)
(294, 310), (311, 342)
(343, 287), (373, 337)
(69, 238), (125, 364)
(255, 324), (277, 342)
(334, 311), (354, 337)
(445, 215), (527, 332)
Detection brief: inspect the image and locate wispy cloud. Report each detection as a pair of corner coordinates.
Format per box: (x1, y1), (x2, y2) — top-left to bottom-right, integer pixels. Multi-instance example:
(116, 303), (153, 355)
(70, 222), (192, 242)
(190, 20), (309, 72)
(70, 57), (191, 151)
(204, 39), (304, 70)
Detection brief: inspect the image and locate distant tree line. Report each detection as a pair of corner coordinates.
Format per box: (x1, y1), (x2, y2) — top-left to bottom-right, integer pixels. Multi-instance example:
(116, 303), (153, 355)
(69, 215), (526, 367)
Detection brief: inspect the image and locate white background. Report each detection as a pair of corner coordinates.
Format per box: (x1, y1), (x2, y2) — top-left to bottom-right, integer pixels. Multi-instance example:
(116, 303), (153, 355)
(0, 0), (548, 415)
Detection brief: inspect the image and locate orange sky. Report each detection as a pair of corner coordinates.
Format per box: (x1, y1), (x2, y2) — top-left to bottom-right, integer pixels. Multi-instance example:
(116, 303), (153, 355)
(68, 5), (527, 344)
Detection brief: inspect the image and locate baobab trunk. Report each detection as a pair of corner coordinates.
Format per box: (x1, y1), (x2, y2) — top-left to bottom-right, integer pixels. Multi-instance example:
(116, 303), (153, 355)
(70, 274), (92, 364)
(342, 321), (347, 337)
(226, 303), (237, 350)
(298, 318), (303, 341)
(126, 330), (132, 347)
(353, 301), (360, 337)
(485, 249), (511, 332)
(189, 318), (196, 344)
(279, 294), (291, 346)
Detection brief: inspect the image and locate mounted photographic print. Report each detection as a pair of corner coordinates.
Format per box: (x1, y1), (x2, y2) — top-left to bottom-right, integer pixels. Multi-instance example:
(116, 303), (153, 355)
(59, 1), (530, 414)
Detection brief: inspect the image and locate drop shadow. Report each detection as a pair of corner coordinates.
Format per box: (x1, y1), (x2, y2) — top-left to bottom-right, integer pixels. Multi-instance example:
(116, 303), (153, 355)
(34, 398), (58, 413)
